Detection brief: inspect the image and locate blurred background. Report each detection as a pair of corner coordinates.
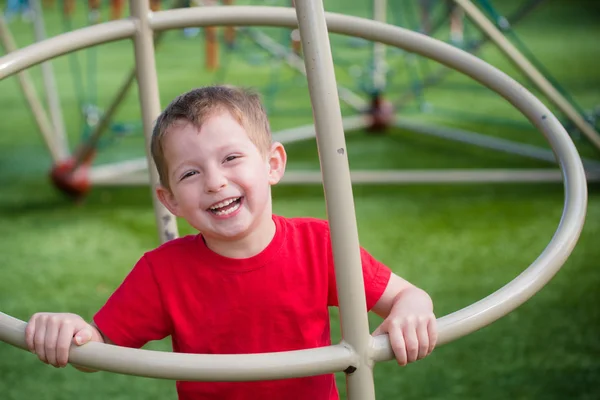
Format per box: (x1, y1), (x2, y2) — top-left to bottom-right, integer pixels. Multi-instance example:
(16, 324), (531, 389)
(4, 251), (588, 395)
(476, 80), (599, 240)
(0, 0), (598, 399)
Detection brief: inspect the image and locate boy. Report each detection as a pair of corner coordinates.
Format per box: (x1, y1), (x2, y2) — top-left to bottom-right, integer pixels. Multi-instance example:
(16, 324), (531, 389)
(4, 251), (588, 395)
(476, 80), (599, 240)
(25, 85), (437, 399)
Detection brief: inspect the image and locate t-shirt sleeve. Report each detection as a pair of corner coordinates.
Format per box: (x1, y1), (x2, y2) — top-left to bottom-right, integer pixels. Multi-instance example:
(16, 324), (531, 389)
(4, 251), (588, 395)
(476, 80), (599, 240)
(93, 255), (171, 348)
(327, 246), (392, 311)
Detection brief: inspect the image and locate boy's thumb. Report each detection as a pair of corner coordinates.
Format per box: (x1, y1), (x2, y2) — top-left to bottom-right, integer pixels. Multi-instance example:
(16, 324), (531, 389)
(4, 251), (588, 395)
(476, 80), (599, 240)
(74, 326), (93, 346)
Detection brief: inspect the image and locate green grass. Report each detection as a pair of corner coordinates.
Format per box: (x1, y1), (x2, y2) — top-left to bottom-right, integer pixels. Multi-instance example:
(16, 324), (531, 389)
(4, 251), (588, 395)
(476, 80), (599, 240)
(1, 0), (599, 399)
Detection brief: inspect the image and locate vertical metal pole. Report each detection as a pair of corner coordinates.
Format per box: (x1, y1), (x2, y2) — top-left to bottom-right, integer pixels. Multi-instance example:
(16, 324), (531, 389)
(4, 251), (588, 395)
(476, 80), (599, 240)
(372, 0), (387, 92)
(293, 1), (376, 399)
(30, 0), (69, 160)
(129, 0), (179, 243)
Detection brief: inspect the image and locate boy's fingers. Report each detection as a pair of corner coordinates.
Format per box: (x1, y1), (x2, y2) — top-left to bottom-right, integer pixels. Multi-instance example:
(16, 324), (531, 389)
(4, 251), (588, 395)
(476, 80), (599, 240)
(57, 324), (75, 367)
(402, 319), (419, 363)
(389, 330), (408, 366)
(415, 319), (430, 360)
(33, 320), (48, 364)
(44, 317), (61, 367)
(428, 317), (438, 354)
(24, 317), (36, 353)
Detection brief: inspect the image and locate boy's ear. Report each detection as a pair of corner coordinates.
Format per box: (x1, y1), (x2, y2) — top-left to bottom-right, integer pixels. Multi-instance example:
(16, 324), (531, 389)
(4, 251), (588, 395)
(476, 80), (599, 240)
(267, 142), (287, 185)
(156, 185), (181, 217)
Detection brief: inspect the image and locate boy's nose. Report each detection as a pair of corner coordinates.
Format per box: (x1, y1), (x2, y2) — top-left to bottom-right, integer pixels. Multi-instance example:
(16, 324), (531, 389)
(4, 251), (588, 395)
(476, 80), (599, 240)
(204, 170), (227, 193)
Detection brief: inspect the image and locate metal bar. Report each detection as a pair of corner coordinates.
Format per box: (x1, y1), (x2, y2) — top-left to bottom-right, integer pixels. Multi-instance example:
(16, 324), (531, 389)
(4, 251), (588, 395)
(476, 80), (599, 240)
(30, 0), (69, 160)
(0, 19), (136, 80)
(129, 0), (179, 243)
(89, 157), (149, 182)
(0, 13), (63, 162)
(454, 0), (600, 151)
(394, 119), (600, 170)
(0, 312), (354, 381)
(293, 1), (375, 399)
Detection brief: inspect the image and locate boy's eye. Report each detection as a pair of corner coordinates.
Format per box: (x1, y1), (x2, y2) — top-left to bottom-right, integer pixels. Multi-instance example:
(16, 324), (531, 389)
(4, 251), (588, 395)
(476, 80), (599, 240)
(224, 155), (239, 163)
(180, 171), (198, 180)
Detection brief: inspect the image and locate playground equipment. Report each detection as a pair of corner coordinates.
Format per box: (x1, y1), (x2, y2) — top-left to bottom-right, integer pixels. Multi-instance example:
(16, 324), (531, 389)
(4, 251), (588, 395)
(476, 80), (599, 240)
(3, 0), (600, 199)
(0, 1), (589, 399)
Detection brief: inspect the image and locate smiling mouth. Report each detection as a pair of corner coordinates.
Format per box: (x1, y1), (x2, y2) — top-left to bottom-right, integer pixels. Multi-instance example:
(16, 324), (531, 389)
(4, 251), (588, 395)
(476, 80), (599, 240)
(208, 197), (242, 216)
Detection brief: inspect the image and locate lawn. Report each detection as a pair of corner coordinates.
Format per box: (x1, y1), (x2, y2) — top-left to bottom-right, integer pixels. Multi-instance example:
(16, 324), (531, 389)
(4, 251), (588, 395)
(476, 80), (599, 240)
(0, 0), (599, 399)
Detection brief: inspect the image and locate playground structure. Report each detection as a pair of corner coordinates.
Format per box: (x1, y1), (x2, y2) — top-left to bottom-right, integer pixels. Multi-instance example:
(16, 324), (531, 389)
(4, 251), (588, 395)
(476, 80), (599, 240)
(4, 0), (600, 197)
(1, 0), (600, 197)
(0, 1), (590, 399)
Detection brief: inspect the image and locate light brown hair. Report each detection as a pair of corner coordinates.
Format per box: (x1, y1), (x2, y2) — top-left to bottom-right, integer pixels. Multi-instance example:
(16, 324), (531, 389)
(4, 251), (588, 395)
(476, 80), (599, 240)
(151, 85), (272, 190)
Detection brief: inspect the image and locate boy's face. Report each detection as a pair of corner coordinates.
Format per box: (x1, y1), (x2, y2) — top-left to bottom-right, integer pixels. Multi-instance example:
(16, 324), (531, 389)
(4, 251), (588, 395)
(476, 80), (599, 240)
(156, 111), (286, 245)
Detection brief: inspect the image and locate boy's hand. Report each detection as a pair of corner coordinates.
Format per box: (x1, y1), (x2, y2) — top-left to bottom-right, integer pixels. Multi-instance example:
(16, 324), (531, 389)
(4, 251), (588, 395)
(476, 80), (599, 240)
(25, 313), (102, 368)
(372, 287), (437, 366)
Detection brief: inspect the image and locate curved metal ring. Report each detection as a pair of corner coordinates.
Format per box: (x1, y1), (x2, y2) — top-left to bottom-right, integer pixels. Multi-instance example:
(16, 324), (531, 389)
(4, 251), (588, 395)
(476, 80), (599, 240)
(0, 5), (588, 379)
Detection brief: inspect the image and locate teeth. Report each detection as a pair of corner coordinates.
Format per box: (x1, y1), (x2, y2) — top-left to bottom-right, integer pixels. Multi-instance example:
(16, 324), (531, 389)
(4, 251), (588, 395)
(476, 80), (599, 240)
(213, 201), (241, 216)
(210, 197), (239, 210)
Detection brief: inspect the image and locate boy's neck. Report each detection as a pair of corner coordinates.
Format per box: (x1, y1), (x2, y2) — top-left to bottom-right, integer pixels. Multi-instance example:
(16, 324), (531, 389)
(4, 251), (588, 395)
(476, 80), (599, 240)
(203, 214), (276, 259)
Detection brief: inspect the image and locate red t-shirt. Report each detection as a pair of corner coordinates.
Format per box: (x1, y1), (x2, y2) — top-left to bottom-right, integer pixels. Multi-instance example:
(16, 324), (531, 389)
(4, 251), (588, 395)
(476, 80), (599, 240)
(94, 215), (391, 400)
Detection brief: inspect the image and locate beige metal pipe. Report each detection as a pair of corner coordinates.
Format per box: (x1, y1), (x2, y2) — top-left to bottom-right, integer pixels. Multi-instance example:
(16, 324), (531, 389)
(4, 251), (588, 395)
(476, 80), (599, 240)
(278, 169), (600, 184)
(0, 19), (136, 79)
(294, 1), (376, 398)
(129, 0), (179, 243)
(0, 312), (355, 381)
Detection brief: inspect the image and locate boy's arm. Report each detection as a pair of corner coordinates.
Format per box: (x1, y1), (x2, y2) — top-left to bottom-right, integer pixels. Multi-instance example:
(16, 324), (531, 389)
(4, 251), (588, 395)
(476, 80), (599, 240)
(370, 273), (438, 366)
